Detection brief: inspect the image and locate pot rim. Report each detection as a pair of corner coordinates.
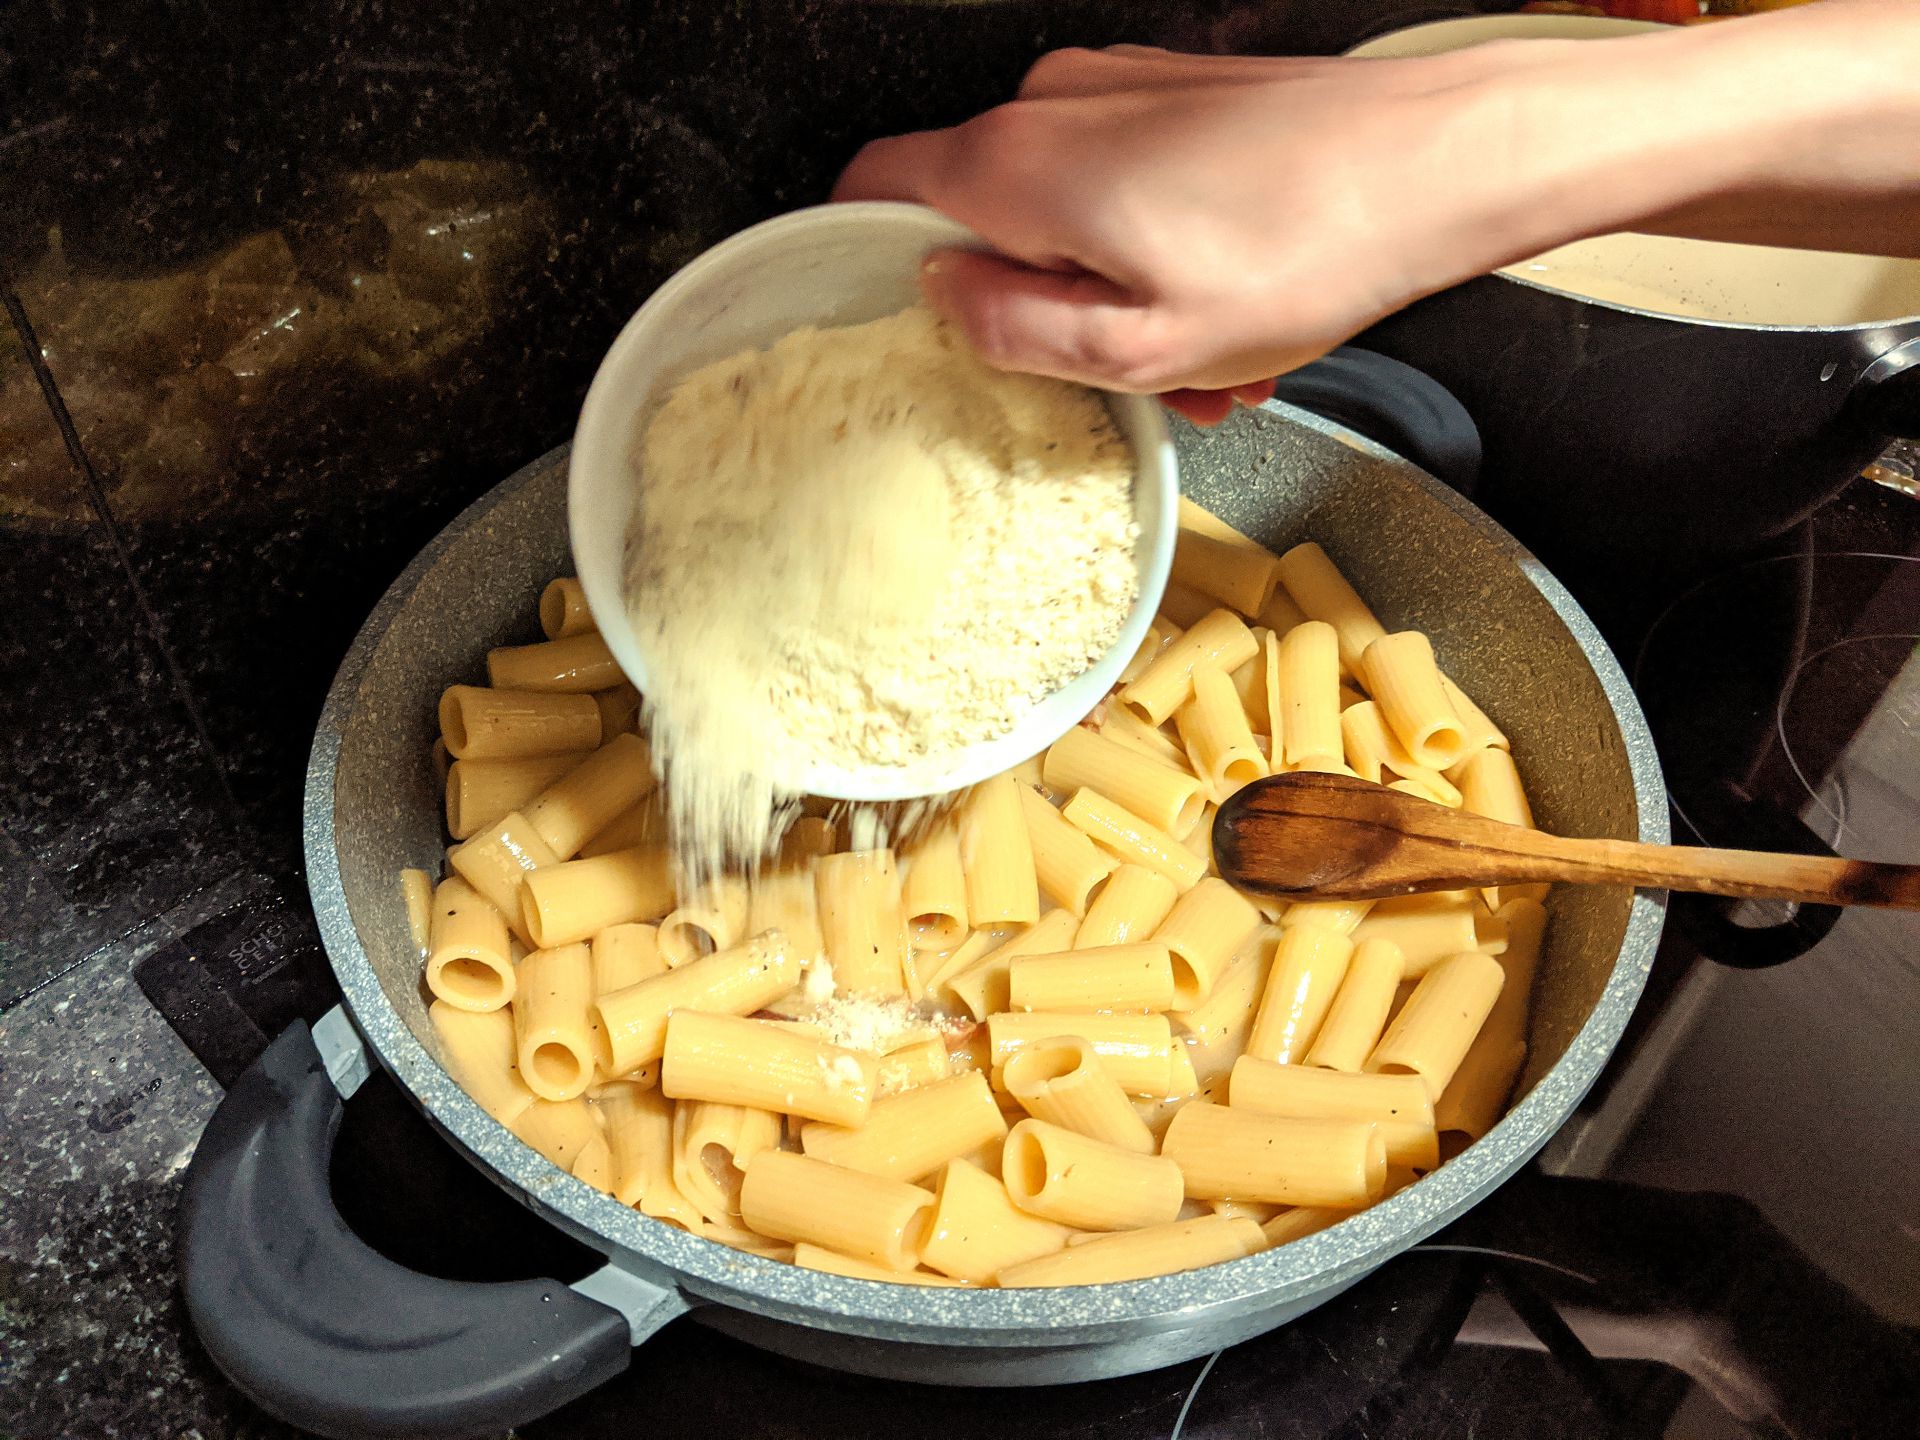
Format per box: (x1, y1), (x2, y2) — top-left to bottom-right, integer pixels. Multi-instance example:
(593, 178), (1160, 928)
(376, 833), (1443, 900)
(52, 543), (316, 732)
(1493, 266), (1920, 335)
(303, 405), (1668, 1342)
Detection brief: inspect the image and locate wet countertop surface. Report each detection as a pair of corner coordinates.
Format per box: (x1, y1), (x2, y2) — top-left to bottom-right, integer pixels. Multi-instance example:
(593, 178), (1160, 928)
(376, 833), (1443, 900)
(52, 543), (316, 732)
(4, 1), (1920, 1435)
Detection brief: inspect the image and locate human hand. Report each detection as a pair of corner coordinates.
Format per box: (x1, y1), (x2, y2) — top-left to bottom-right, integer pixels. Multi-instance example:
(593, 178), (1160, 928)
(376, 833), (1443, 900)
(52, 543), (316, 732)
(835, 43), (1588, 419)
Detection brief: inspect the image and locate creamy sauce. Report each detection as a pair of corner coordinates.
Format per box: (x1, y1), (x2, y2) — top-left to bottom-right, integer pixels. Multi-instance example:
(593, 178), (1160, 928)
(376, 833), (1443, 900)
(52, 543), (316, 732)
(1501, 235), (1920, 328)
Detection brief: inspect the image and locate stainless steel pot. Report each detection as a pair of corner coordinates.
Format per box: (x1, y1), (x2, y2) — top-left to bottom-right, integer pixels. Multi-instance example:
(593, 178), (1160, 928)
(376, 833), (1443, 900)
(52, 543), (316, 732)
(178, 400), (1667, 1439)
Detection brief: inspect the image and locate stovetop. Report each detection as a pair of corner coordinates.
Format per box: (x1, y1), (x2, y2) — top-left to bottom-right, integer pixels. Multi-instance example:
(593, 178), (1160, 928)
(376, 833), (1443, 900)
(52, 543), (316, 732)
(6, 1), (1920, 1435)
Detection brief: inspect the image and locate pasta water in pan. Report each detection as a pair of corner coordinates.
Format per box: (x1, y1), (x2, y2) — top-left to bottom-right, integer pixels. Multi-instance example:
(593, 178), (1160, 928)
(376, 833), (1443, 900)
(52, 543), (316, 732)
(405, 503), (1547, 1288)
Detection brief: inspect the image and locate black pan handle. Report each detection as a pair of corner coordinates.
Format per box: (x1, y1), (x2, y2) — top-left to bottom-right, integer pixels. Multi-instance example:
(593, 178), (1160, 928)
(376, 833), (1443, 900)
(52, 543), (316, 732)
(179, 1011), (685, 1439)
(1270, 346), (1484, 495)
(1853, 337), (1920, 439)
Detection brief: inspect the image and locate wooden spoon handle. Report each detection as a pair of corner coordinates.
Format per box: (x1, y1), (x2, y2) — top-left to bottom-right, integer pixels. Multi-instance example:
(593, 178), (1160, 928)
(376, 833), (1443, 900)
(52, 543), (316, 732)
(1511, 830), (1920, 909)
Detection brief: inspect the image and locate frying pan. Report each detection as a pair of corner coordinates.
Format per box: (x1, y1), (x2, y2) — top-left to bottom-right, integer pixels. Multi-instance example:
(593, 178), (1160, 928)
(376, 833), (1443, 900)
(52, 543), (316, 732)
(178, 398), (1667, 1438)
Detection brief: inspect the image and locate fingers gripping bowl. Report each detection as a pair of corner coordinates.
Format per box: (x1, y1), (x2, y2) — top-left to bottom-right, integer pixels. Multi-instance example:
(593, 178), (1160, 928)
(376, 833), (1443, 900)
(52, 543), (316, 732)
(567, 202), (1181, 804)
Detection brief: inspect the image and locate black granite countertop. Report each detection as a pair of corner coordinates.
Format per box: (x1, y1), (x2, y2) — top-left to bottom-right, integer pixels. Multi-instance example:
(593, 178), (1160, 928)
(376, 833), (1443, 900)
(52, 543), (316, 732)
(5, 2), (1920, 1436)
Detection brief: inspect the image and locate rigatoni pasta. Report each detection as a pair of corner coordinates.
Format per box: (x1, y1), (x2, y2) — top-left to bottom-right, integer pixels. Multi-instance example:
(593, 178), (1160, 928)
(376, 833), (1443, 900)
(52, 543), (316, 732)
(426, 876), (516, 1012)
(958, 774), (1040, 925)
(408, 513), (1557, 1290)
(439, 685), (601, 760)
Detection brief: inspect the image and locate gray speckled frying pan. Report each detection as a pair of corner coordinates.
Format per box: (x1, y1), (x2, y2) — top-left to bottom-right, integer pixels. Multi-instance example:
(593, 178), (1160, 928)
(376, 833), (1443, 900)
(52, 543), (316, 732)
(177, 395), (1666, 1440)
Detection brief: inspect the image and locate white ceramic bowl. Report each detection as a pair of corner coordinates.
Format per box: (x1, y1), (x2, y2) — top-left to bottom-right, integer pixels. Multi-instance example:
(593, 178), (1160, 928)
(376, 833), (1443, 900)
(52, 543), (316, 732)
(568, 201), (1178, 802)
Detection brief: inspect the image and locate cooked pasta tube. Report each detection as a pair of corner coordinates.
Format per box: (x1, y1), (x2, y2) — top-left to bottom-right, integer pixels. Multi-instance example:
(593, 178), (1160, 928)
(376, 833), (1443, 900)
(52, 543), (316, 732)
(1275, 621), (1343, 770)
(1360, 632), (1468, 771)
(592, 684), (641, 740)
(1246, 925), (1354, 1064)
(1229, 1056), (1439, 1171)
(1486, 897), (1547, 1050)
(996, 1214), (1264, 1288)
(509, 1097), (601, 1172)
(1016, 786), (1119, 917)
(539, 577), (594, 639)
(1229, 633), (1272, 735)
(957, 774), (1040, 926)
(520, 733), (656, 859)
(598, 1079), (700, 1221)
(1171, 934), (1268, 1069)
(1099, 706), (1193, 773)
(1272, 542), (1387, 676)
(1454, 748), (1548, 905)
(1043, 725), (1206, 836)
(1261, 1206), (1351, 1248)
(591, 922), (666, 993)
(902, 823), (969, 952)
(780, 815), (839, 864)
(401, 868), (434, 960)
(593, 933), (802, 1074)
(1434, 1033), (1528, 1144)
(672, 1100), (782, 1224)
(1161, 1102), (1386, 1208)
(1439, 673), (1509, 753)
(1164, 1039), (1200, 1100)
(800, 1071), (1007, 1182)
(520, 843), (675, 948)
(513, 943), (596, 1102)
(572, 1133), (615, 1194)
(438, 685), (601, 760)
(919, 928), (998, 1005)
(1258, 586), (1310, 638)
(662, 1011), (877, 1127)
(1176, 667), (1268, 802)
(946, 910), (1078, 1019)
(792, 1244), (972, 1286)
(1118, 616), (1179, 686)
(1170, 528), (1281, 618)
(1208, 1198), (1282, 1225)
(1008, 944), (1174, 1014)
(1366, 951), (1506, 1099)
(916, 1158), (1071, 1282)
(1278, 897), (1375, 935)
(1152, 876), (1263, 1009)
(1002, 1035), (1155, 1154)
(1349, 893), (1506, 980)
(1075, 864), (1179, 949)
(658, 876), (751, 967)
(1118, 608), (1260, 725)
(816, 849), (910, 997)
(1154, 581), (1219, 629)
(1432, 897), (1544, 1138)
(445, 753), (580, 841)
(695, 1221), (794, 1261)
(425, 876), (516, 1011)
(1303, 938), (1406, 1073)
(1060, 789), (1206, 892)
(876, 1038), (953, 1096)
(744, 868), (824, 965)
(486, 631), (622, 693)
(449, 813), (561, 944)
(430, 1000), (534, 1126)
(1001, 1119), (1184, 1230)
(579, 795), (667, 858)
(987, 1012), (1174, 1096)
(739, 1151), (936, 1271)
(1340, 701), (1462, 806)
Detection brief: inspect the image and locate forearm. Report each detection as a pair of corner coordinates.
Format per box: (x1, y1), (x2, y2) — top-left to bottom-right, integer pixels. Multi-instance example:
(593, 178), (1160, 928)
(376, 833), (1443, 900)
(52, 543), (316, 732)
(1496, 0), (1920, 263)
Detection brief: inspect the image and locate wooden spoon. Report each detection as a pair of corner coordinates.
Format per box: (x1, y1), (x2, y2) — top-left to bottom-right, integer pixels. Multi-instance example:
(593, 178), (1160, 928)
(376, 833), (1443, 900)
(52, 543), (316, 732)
(1212, 771), (1920, 908)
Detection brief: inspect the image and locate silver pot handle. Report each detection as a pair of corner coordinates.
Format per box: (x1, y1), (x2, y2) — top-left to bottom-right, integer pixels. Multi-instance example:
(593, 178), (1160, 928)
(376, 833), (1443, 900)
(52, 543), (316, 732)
(179, 1008), (688, 1438)
(1855, 337), (1920, 439)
